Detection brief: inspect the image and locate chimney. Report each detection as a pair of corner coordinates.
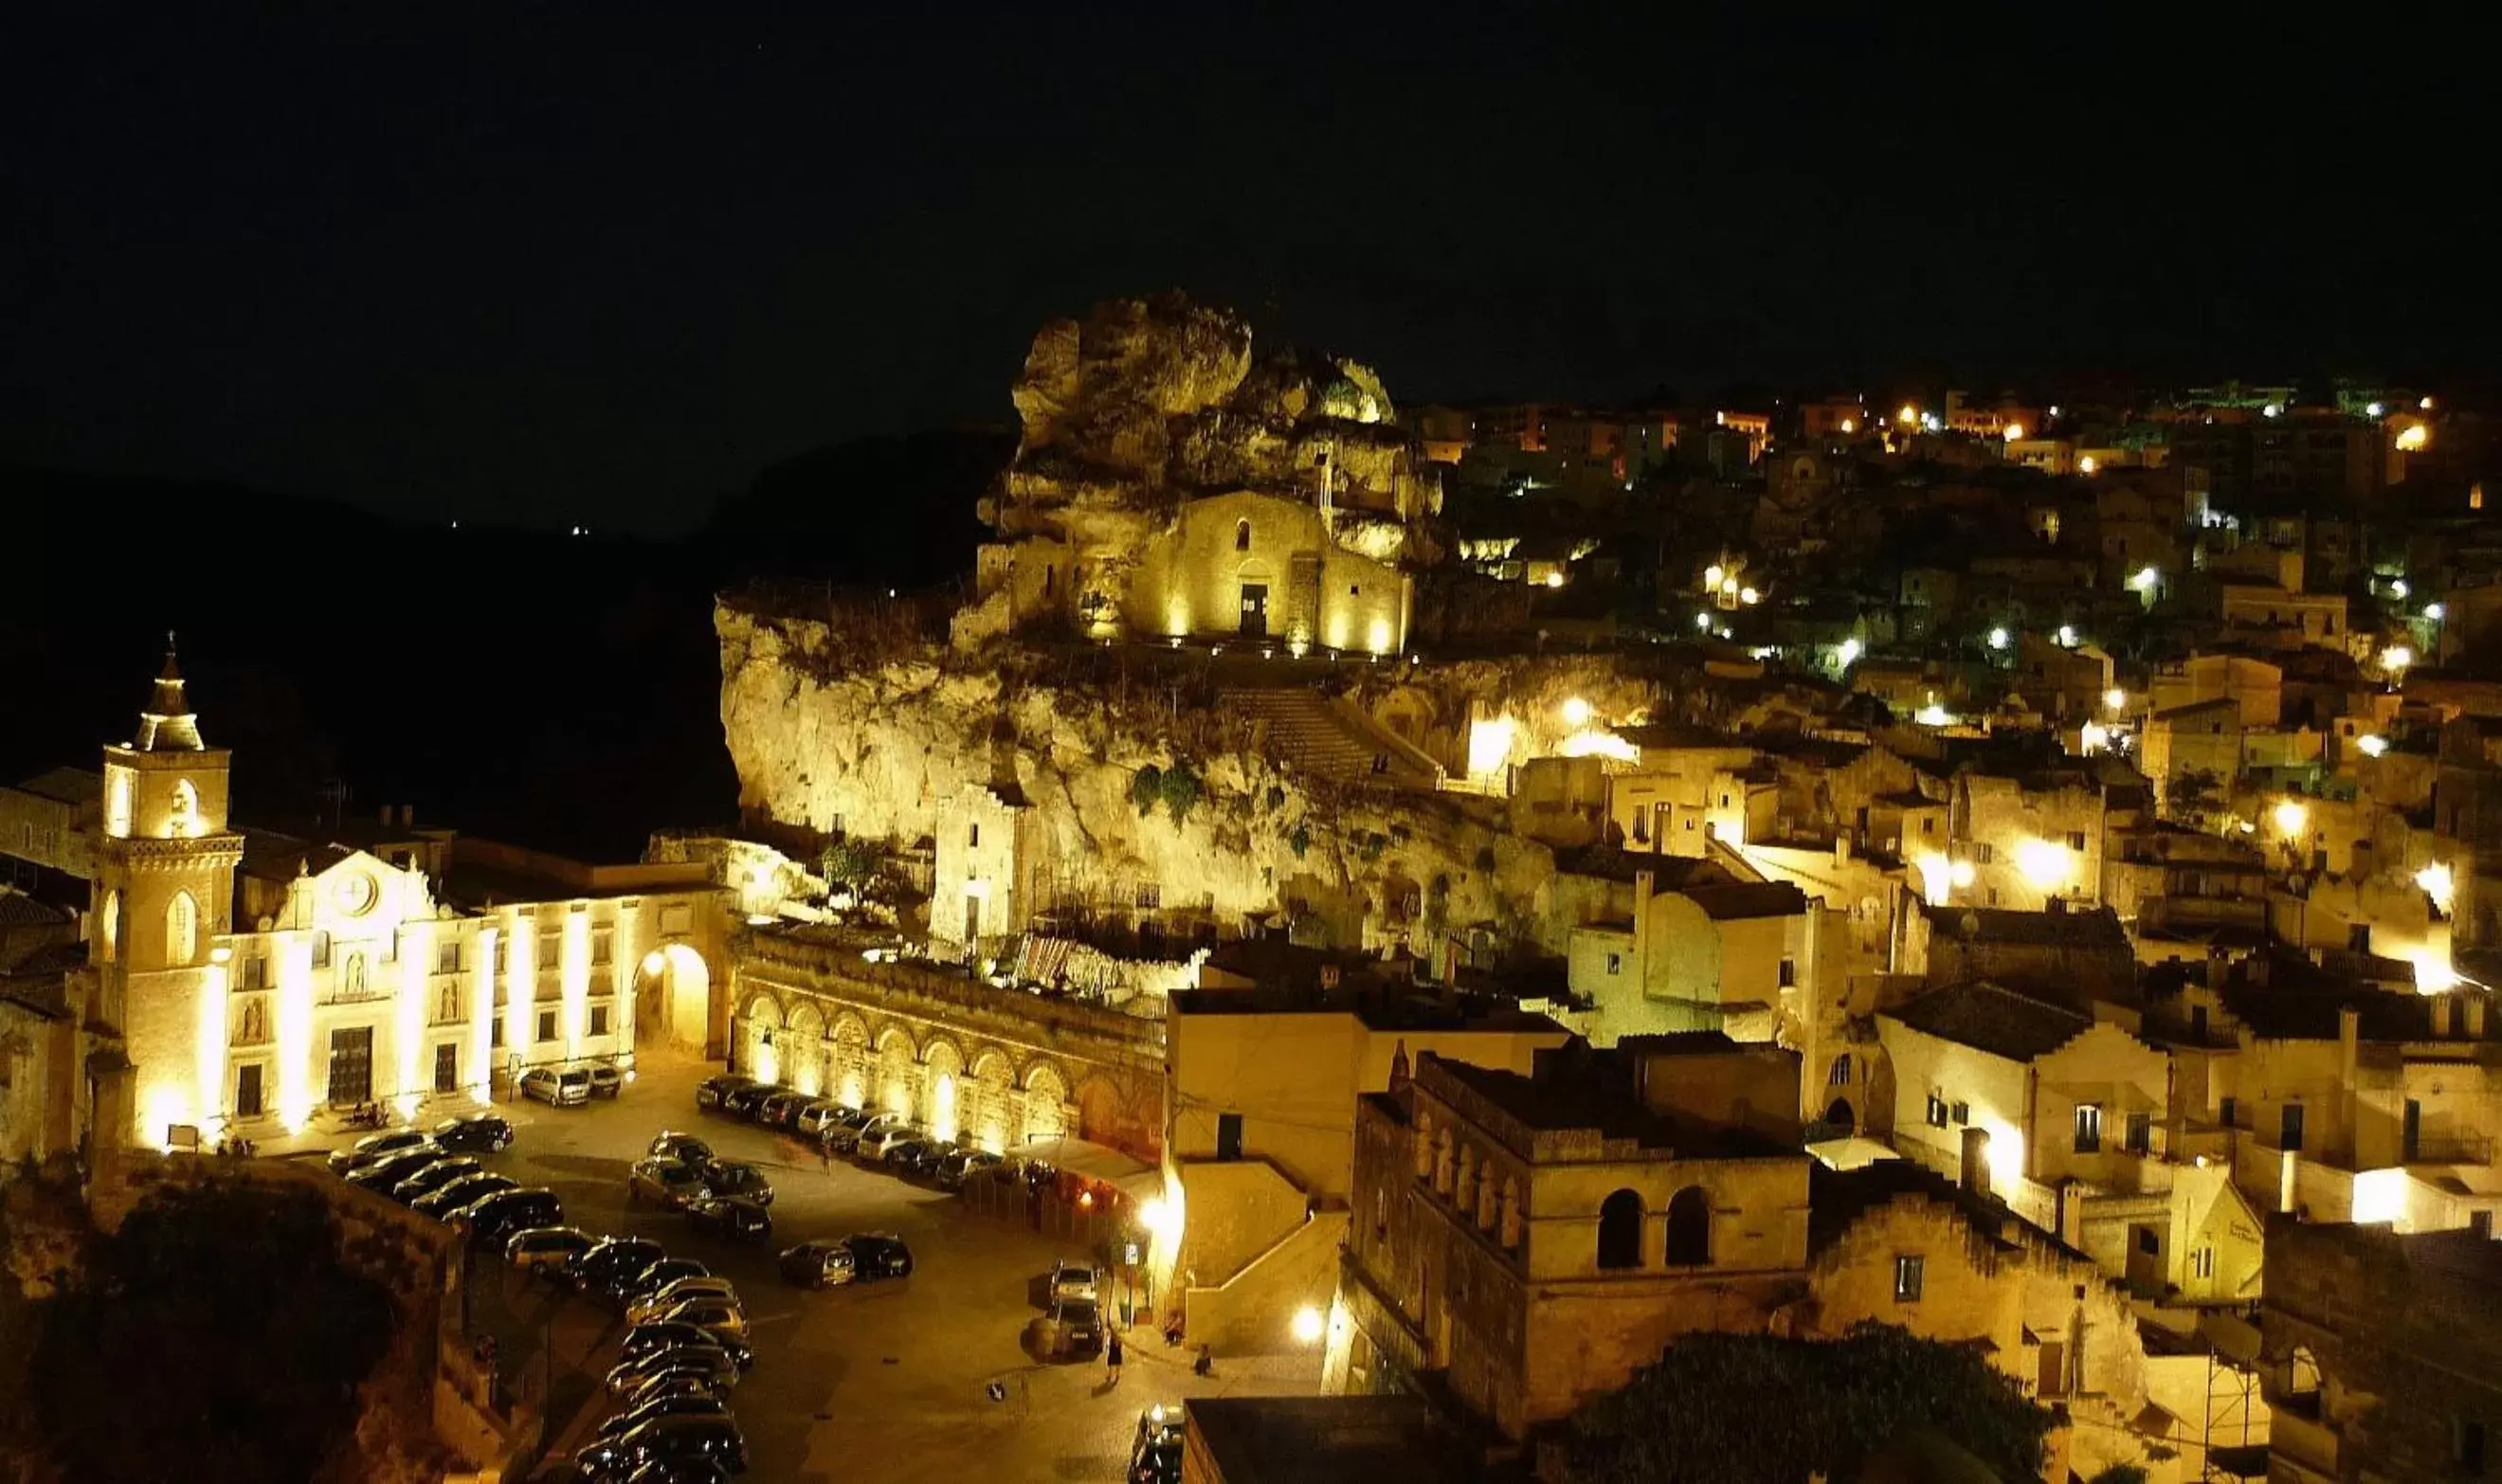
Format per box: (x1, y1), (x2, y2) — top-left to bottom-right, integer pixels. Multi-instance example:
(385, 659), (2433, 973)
(2432, 994), (2455, 1038)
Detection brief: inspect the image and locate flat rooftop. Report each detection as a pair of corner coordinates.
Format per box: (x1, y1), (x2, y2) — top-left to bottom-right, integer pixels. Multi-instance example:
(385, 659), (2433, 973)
(1184, 1396), (1485, 1484)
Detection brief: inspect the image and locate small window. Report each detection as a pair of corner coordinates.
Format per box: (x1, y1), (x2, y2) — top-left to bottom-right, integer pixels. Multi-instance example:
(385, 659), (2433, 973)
(2066, 830), (2087, 851)
(537, 934), (559, 969)
(1827, 1055), (1851, 1088)
(589, 1004), (610, 1037)
(491, 1017), (505, 1048)
(1235, 519), (1252, 552)
(2347, 923), (2371, 952)
(1894, 1255), (1925, 1303)
(1135, 882), (1161, 911)
(2191, 1245), (2215, 1279)
(2075, 1104), (2104, 1153)
(436, 939), (461, 974)
(1951, 1101), (1970, 1125)
(1926, 1094), (1949, 1129)
(2219, 1095), (2238, 1127)
(2457, 1418), (2487, 1474)
(1216, 1113), (1243, 1162)
(1778, 958), (1796, 988)
(969, 823), (980, 850)
(536, 1009), (557, 1044)
(243, 955), (266, 990)
(1921, 817), (1935, 835)
(1973, 843), (1996, 865)
(592, 928), (612, 966)
(2126, 1113), (2152, 1154)
(311, 931), (332, 968)
(2136, 1228), (2160, 1256)
(2281, 1102), (2306, 1151)
(1605, 952), (1623, 975)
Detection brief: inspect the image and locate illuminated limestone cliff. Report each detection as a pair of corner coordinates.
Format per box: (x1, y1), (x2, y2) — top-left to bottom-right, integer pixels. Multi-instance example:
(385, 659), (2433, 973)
(953, 294), (1445, 653)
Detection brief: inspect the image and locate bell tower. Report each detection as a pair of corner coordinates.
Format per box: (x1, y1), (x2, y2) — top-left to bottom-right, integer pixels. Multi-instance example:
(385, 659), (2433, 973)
(92, 639), (245, 1148)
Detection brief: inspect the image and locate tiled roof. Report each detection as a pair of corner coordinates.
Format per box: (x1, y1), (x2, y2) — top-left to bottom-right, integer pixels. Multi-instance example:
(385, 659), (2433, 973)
(238, 828), (353, 883)
(1553, 845), (1734, 889)
(9, 767), (100, 806)
(2220, 980), (2495, 1042)
(1922, 903), (2130, 950)
(1807, 1159), (2018, 1258)
(1684, 881), (1808, 920)
(1885, 981), (2094, 1060)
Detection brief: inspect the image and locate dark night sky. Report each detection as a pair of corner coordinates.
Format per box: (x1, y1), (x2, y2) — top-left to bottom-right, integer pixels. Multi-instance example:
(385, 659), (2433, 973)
(4, 2), (2493, 534)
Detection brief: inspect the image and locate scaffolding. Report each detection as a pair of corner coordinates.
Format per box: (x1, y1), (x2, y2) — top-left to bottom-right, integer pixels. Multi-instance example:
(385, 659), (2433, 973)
(2200, 1308), (2269, 1481)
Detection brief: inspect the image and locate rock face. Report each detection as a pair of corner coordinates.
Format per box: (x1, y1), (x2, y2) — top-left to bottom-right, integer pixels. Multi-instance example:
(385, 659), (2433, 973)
(720, 602), (1576, 958)
(957, 294), (1443, 649)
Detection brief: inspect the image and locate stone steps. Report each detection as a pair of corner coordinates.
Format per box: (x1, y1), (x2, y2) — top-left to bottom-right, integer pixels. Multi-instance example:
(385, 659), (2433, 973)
(1217, 688), (1441, 788)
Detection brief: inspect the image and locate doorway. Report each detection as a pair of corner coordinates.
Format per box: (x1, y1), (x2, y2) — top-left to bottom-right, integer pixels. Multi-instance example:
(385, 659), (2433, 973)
(435, 1041), (460, 1094)
(327, 1026), (373, 1106)
(235, 1063), (263, 1119)
(1238, 584), (1268, 638)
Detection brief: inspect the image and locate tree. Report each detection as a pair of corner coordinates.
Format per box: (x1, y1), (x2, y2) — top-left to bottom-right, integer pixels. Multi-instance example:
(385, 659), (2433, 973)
(2166, 768), (2225, 829)
(15, 1180), (396, 1483)
(817, 837), (880, 893)
(1129, 765), (1164, 818)
(1566, 1325), (2056, 1484)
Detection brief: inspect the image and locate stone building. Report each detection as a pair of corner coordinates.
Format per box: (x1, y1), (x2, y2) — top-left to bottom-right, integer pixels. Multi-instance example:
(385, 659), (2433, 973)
(2261, 1220), (2502, 1483)
(1331, 1042), (1814, 1443)
(1, 888), (95, 1167)
(18, 653), (734, 1151)
(1161, 955), (1568, 1355)
(1562, 874), (1823, 1043)
(929, 780), (1047, 958)
(1897, 902), (2139, 1008)
(0, 766), (102, 878)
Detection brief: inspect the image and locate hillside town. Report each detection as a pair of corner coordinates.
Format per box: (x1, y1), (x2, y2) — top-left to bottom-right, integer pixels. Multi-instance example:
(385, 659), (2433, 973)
(7, 294), (2500, 1482)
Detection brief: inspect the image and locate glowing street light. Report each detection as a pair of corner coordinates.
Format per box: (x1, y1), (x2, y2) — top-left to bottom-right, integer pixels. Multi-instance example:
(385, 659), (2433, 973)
(2397, 424), (2430, 452)
(2104, 688), (2127, 712)
(1840, 417), (1857, 433)
(2130, 567), (2160, 594)
(1703, 564), (1725, 590)
(1897, 404), (1918, 425)
(1543, 571), (1566, 588)
(1837, 638), (1862, 666)
(1695, 611), (1713, 630)
(2382, 645), (2414, 675)
(2003, 424), (2025, 443)
(1560, 697), (1593, 728)
(1916, 703), (1951, 726)
(2057, 624), (2076, 647)
(2390, 578), (2410, 600)
(2366, 401), (2385, 418)
(2425, 603), (2447, 622)
(1986, 627), (2010, 651)
(2273, 799), (2311, 838)
(1739, 587), (1759, 606)
(2356, 733), (2389, 757)
(2078, 455), (2099, 475)
(1291, 1306), (1326, 1345)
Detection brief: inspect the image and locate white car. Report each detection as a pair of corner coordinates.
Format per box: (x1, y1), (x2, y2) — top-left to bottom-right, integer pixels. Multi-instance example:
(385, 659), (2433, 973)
(857, 1124), (926, 1163)
(626, 1276), (740, 1327)
(1050, 1259), (1099, 1304)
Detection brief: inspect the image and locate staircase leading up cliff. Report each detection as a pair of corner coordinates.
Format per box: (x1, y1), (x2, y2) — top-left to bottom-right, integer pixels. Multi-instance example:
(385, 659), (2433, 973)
(1218, 687), (1443, 789)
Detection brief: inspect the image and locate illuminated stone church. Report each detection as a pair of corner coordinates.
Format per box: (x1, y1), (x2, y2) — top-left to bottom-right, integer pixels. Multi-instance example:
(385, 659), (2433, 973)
(50, 650), (732, 1150)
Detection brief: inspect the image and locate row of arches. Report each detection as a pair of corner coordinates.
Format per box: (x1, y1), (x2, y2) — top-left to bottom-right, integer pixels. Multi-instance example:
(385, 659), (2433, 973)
(94, 888), (199, 967)
(1597, 1186), (1713, 1270)
(733, 990), (1073, 1152)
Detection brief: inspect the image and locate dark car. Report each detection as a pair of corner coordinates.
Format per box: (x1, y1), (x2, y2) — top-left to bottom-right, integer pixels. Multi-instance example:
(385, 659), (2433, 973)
(843, 1232), (914, 1279)
(347, 1148), (449, 1195)
(596, 1391), (730, 1439)
(329, 1128), (432, 1174)
(755, 1091), (812, 1129)
(818, 1118), (871, 1154)
(622, 1372), (731, 1413)
(461, 1188), (564, 1249)
(684, 1198), (772, 1243)
(718, 1084), (776, 1120)
(648, 1131), (715, 1166)
(777, 1240), (854, 1288)
(576, 1415), (748, 1478)
(604, 1345), (742, 1397)
(433, 1113), (516, 1153)
(390, 1155), (482, 1203)
(936, 1149), (1003, 1190)
(1052, 1295), (1105, 1358)
(622, 1457), (735, 1484)
(568, 1236), (669, 1294)
(415, 1171), (516, 1219)
(618, 1321), (726, 1367)
(893, 1139), (960, 1179)
(621, 1258), (712, 1306)
(693, 1076), (754, 1113)
(698, 1162), (773, 1207)
(1131, 1404), (1184, 1484)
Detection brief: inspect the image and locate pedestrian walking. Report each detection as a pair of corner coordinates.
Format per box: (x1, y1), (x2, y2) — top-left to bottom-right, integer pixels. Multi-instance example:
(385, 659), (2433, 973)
(1106, 1331), (1125, 1385)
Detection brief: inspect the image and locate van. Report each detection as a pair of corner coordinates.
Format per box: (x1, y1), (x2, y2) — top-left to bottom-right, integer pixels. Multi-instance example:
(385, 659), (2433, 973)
(520, 1067), (592, 1107)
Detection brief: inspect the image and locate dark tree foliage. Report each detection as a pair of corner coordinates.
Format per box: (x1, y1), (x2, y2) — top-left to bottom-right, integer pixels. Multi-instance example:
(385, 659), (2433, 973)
(23, 1181), (395, 1483)
(1567, 1325), (2056, 1484)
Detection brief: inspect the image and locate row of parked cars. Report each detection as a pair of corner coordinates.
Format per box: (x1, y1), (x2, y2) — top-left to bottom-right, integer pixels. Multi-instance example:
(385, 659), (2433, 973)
(694, 1074), (1006, 1188)
(324, 1113), (571, 1250)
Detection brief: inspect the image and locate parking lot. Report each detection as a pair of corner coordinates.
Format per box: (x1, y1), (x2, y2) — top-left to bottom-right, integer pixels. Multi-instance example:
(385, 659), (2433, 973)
(355, 1051), (1318, 1480)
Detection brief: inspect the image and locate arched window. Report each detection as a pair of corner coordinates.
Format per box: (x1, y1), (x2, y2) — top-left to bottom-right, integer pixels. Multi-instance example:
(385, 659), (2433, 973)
(1597, 1189), (1644, 1270)
(169, 778), (199, 837)
(1235, 518), (1252, 552)
(100, 890), (120, 962)
(1665, 1185), (1713, 1265)
(165, 891), (198, 965)
(1827, 1055), (1852, 1087)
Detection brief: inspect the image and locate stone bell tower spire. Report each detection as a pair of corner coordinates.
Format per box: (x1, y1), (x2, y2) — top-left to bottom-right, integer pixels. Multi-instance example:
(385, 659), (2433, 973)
(135, 632), (205, 752)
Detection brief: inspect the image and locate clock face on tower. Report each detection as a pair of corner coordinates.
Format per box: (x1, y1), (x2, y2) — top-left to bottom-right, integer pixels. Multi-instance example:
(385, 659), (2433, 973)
(334, 873), (378, 916)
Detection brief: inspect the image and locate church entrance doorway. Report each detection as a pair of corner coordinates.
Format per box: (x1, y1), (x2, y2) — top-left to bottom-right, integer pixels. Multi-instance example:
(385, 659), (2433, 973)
(1239, 584), (1268, 637)
(328, 1027), (373, 1106)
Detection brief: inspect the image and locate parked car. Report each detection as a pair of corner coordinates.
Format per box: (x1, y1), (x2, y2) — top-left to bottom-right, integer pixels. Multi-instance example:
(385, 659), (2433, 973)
(604, 1345), (742, 1397)
(843, 1232), (915, 1280)
(621, 1456), (736, 1484)
(390, 1155), (482, 1203)
(648, 1131), (715, 1166)
(581, 1063), (626, 1098)
(506, 1225), (597, 1275)
(719, 1083), (776, 1120)
(329, 1128), (431, 1174)
(1131, 1404), (1185, 1484)
(347, 1148), (449, 1196)
(627, 1276), (738, 1326)
(756, 1091), (813, 1129)
(575, 1414), (748, 1477)
(461, 1188), (564, 1249)
(622, 1372), (732, 1412)
(693, 1075), (754, 1113)
(628, 1158), (712, 1210)
(1050, 1259), (1100, 1304)
(856, 1123), (926, 1163)
(658, 1297), (749, 1345)
(818, 1119), (871, 1154)
(620, 1258), (712, 1307)
(1052, 1295), (1105, 1358)
(881, 1139), (934, 1176)
(618, 1321), (729, 1368)
(794, 1100), (853, 1138)
(520, 1066), (593, 1107)
(698, 1162), (773, 1206)
(684, 1197), (772, 1243)
(595, 1391), (730, 1439)
(776, 1240), (856, 1288)
(432, 1113), (517, 1153)
(936, 1149), (1003, 1190)
(415, 1171), (515, 1219)
(568, 1236), (669, 1294)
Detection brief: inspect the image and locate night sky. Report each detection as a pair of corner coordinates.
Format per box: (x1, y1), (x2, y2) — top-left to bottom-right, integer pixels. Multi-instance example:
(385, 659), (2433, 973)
(5, 3), (2493, 534)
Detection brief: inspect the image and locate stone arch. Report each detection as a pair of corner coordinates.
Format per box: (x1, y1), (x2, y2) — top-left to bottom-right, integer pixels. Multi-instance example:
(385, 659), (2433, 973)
(632, 943), (710, 1050)
(735, 987), (785, 1083)
(786, 1003), (827, 1096)
(100, 889), (120, 963)
(1823, 1095), (1857, 1132)
(165, 890), (198, 966)
(969, 1049), (1016, 1151)
(1597, 1189), (1645, 1270)
(1020, 1060), (1068, 1143)
(1665, 1185), (1713, 1266)
(827, 1012), (873, 1108)
(1073, 1072), (1127, 1149)
(876, 1027), (918, 1116)
(169, 778), (199, 837)
(922, 1039), (966, 1142)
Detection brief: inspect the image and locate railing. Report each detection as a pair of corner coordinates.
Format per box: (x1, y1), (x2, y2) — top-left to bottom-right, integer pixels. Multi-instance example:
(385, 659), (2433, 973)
(2406, 1133), (2494, 1166)
(734, 928), (1168, 1059)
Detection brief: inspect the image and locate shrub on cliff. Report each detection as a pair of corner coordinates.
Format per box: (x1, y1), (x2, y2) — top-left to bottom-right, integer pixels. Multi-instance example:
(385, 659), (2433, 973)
(1156, 763), (1205, 825)
(13, 1179), (395, 1483)
(1129, 765), (1164, 817)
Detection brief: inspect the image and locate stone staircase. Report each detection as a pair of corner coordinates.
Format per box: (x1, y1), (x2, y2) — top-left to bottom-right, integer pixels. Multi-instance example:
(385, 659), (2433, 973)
(1218, 687), (1442, 788)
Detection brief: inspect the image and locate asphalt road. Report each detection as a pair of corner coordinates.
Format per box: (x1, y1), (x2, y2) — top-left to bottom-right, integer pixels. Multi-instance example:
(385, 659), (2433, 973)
(395, 1052), (1317, 1481)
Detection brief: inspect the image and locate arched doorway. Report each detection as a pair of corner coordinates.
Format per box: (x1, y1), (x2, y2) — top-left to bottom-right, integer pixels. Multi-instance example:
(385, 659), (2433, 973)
(1823, 1096), (1856, 1132)
(1665, 1186), (1713, 1265)
(1022, 1062), (1067, 1143)
(633, 944), (711, 1051)
(923, 1041), (964, 1144)
(829, 1014), (871, 1108)
(969, 1051), (1014, 1151)
(1597, 1189), (1644, 1270)
(786, 1004), (826, 1096)
(737, 992), (783, 1084)
(876, 1029), (917, 1118)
